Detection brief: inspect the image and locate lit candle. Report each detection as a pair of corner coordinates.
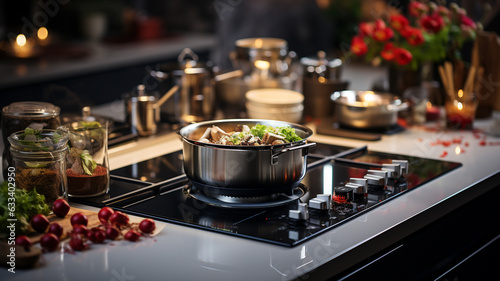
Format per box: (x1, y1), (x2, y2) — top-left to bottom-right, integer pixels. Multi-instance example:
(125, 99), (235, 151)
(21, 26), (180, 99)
(37, 27), (50, 45)
(425, 102), (440, 121)
(12, 34), (35, 58)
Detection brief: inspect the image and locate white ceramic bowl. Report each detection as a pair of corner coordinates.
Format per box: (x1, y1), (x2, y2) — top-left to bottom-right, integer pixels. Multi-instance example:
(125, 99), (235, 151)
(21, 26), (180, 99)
(245, 88), (304, 108)
(246, 102), (304, 123)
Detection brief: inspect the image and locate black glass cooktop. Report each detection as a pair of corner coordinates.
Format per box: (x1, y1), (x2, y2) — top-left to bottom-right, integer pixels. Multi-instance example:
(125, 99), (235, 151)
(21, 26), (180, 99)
(83, 143), (462, 247)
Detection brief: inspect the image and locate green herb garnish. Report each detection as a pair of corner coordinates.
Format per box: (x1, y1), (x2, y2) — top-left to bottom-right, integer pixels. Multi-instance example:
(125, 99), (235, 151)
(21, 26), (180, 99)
(0, 182), (50, 235)
(80, 150), (97, 175)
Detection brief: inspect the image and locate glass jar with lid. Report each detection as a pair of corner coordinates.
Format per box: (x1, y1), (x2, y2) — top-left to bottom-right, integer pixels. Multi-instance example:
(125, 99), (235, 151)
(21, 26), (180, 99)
(8, 128), (69, 206)
(1, 101), (61, 179)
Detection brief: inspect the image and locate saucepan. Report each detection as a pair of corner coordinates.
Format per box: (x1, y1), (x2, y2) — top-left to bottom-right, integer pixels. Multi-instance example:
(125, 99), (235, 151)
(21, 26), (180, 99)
(331, 90), (408, 129)
(178, 119), (315, 196)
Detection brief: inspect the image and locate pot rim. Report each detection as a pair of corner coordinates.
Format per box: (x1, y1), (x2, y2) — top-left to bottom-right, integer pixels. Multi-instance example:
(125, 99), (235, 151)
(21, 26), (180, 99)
(331, 90), (404, 108)
(178, 118), (313, 150)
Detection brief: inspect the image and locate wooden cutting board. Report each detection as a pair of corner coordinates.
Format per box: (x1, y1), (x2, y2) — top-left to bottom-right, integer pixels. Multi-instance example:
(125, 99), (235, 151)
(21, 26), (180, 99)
(26, 207), (100, 243)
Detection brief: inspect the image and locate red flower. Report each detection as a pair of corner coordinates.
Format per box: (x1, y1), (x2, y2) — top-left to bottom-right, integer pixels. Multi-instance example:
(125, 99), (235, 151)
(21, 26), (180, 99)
(409, 1), (428, 17)
(405, 27), (424, 46)
(359, 22), (374, 37)
(380, 43), (395, 61)
(394, 48), (412, 65)
(390, 14), (409, 31)
(420, 12), (445, 33)
(460, 14), (476, 29)
(437, 6), (450, 19)
(372, 24), (394, 42)
(350, 36), (368, 56)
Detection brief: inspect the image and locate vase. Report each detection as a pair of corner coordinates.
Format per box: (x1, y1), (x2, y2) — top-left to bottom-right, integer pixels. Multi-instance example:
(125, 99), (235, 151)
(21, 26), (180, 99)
(388, 66), (421, 96)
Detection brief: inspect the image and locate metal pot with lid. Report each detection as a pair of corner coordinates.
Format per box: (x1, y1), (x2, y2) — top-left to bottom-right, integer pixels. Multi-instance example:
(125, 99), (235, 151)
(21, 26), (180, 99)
(149, 48), (215, 124)
(300, 51), (349, 119)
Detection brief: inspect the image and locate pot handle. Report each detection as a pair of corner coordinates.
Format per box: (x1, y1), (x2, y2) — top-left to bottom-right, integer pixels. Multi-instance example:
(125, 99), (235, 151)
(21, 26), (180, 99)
(386, 101), (409, 111)
(271, 142), (316, 165)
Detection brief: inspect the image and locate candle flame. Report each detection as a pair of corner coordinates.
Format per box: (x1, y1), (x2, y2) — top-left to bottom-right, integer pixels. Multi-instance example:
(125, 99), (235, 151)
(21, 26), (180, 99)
(37, 27), (48, 40)
(426, 101), (432, 109)
(254, 60), (270, 70)
(455, 146), (461, 155)
(16, 34), (27, 47)
(458, 89), (464, 98)
(457, 102), (463, 110)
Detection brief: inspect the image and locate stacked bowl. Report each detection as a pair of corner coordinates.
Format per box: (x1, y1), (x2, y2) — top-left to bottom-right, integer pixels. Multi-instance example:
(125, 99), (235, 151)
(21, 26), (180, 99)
(245, 88), (304, 123)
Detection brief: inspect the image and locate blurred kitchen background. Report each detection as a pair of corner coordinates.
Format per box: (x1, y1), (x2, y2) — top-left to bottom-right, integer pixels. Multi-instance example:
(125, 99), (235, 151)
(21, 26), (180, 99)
(0, 0), (496, 117)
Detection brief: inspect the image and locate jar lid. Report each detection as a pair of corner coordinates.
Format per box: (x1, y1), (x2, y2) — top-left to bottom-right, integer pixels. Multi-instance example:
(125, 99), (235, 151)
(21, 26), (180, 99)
(2, 101), (60, 117)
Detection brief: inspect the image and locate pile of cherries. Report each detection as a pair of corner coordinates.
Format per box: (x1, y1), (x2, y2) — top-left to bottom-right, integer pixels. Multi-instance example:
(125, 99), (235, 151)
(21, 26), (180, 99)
(15, 199), (156, 252)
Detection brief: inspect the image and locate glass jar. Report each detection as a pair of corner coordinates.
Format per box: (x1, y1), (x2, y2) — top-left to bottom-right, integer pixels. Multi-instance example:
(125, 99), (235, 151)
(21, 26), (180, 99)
(1, 102), (61, 179)
(66, 121), (110, 197)
(8, 129), (69, 206)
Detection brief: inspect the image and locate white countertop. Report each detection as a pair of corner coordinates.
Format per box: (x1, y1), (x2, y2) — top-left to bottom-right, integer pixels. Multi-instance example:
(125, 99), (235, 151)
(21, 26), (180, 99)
(3, 117), (500, 281)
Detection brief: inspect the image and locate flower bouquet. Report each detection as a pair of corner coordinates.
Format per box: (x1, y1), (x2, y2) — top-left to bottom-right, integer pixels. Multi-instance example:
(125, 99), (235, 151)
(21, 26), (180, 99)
(349, 1), (480, 70)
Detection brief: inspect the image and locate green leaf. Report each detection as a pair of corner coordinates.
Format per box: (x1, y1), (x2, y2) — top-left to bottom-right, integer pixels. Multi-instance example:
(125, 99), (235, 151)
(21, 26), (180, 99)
(80, 150), (96, 175)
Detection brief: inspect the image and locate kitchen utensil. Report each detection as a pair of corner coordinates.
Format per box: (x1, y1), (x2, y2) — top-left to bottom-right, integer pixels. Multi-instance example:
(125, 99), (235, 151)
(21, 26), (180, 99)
(233, 37), (290, 77)
(149, 48), (215, 123)
(129, 85), (178, 136)
(245, 88), (304, 123)
(300, 51), (349, 119)
(331, 91), (408, 129)
(178, 119), (315, 196)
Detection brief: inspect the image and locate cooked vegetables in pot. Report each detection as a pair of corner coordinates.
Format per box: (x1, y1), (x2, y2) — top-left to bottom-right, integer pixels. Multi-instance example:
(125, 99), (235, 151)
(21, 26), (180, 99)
(198, 124), (302, 146)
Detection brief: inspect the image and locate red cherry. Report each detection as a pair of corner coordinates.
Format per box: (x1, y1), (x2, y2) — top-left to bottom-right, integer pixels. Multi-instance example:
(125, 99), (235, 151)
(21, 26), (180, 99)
(48, 222), (64, 238)
(15, 235), (32, 248)
(87, 227), (106, 244)
(138, 219), (156, 234)
(31, 214), (49, 233)
(124, 230), (141, 242)
(70, 212), (88, 226)
(40, 233), (59, 252)
(72, 224), (89, 236)
(109, 211), (129, 227)
(98, 207), (114, 224)
(69, 233), (88, 251)
(105, 226), (120, 240)
(52, 198), (70, 218)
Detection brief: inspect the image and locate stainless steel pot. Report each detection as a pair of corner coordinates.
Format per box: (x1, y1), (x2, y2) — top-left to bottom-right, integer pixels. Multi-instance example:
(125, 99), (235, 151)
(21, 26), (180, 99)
(149, 48), (215, 124)
(178, 119), (315, 196)
(331, 90), (408, 129)
(233, 37), (290, 77)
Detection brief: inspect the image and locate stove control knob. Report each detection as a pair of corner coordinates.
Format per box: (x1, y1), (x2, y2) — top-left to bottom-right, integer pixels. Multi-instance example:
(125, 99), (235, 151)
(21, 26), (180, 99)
(309, 198), (328, 210)
(289, 203), (309, 221)
(367, 170), (388, 185)
(364, 174), (386, 186)
(349, 178), (367, 193)
(392, 160), (409, 176)
(382, 163), (401, 178)
(316, 194), (332, 209)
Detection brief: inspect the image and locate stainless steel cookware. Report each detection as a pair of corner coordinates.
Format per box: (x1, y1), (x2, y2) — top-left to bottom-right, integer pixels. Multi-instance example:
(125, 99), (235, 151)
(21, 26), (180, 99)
(178, 119), (315, 196)
(331, 90), (408, 129)
(149, 48), (215, 123)
(301, 51), (348, 119)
